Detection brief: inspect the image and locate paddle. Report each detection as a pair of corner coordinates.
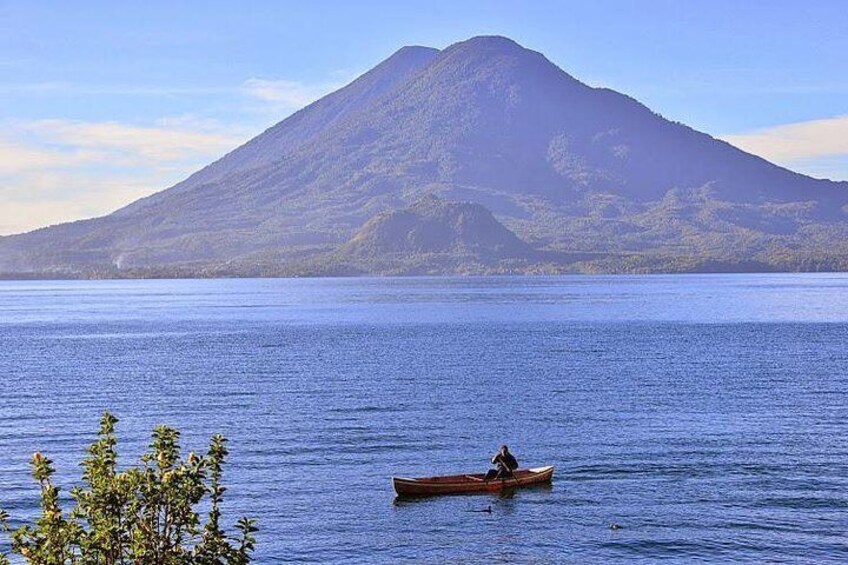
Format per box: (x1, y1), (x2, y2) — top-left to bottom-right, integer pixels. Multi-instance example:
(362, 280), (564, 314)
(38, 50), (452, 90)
(492, 451), (517, 482)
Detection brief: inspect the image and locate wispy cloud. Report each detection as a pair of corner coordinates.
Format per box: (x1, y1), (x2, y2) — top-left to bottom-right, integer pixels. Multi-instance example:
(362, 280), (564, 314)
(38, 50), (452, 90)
(2, 78), (353, 101)
(722, 115), (848, 163)
(0, 139), (95, 173)
(23, 118), (245, 163)
(0, 82), (231, 96)
(721, 115), (848, 181)
(241, 77), (347, 110)
(0, 172), (162, 235)
(0, 117), (253, 235)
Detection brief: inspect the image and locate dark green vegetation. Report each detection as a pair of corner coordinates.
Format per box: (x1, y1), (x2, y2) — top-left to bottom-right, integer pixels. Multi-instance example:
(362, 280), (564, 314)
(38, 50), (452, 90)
(1, 36), (847, 277)
(0, 413), (256, 564)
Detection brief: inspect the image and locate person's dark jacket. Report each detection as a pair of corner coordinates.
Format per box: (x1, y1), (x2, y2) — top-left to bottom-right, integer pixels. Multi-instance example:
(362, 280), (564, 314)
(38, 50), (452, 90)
(493, 452), (519, 471)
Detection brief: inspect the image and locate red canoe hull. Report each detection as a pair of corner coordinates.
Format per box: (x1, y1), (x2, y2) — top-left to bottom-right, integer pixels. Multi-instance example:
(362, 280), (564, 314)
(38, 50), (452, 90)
(392, 465), (554, 496)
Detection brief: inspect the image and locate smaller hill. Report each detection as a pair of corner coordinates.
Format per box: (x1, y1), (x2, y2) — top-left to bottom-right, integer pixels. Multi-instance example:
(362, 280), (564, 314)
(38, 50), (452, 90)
(345, 195), (533, 261)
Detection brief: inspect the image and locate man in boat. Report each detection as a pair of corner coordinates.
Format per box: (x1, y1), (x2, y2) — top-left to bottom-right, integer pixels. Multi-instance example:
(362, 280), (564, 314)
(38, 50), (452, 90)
(485, 445), (519, 480)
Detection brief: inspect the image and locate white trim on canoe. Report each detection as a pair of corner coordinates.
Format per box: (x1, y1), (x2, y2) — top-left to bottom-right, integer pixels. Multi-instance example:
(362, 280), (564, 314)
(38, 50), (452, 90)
(528, 465), (554, 473)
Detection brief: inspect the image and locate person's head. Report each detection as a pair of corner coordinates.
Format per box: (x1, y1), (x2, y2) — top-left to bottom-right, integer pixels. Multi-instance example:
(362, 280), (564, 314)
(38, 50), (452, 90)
(500, 445), (509, 454)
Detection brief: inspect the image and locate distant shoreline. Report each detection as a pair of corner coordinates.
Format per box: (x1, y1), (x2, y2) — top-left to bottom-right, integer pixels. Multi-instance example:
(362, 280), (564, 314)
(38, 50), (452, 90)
(2, 264), (845, 282)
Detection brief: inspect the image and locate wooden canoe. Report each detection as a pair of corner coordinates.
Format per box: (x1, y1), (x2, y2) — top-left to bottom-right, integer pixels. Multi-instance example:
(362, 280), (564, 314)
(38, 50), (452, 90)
(393, 465), (554, 497)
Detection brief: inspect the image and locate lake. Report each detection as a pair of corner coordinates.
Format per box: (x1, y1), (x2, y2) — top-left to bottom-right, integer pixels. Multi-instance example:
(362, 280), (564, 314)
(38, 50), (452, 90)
(1, 274), (848, 562)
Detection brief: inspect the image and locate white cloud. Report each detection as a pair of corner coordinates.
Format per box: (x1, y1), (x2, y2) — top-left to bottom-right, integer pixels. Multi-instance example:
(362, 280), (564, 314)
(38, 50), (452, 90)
(0, 117), (253, 235)
(0, 173), (159, 235)
(0, 139), (97, 173)
(22, 119), (245, 163)
(241, 78), (343, 109)
(0, 82), (231, 96)
(722, 115), (848, 163)
(772, 155), (848, 183)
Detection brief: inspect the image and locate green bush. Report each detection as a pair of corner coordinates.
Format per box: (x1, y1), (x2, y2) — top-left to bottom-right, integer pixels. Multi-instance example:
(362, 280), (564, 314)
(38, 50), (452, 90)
(0, 412), (256, 564)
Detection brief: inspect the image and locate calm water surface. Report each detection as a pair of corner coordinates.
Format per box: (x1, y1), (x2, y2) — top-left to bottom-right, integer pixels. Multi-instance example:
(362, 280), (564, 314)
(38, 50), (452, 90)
(1, 274), (848, 563)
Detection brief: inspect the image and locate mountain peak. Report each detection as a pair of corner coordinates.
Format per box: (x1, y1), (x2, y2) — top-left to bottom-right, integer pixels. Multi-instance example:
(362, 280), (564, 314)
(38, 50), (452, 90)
(394, 45), (440, 56)
(441, 35), (544, 61)
(451, 35), (524, 51)
(381, 45), (441, 69)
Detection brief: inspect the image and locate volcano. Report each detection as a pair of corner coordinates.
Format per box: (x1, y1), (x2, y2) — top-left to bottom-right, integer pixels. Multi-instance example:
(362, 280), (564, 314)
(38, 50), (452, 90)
(2, 36), (847, 276)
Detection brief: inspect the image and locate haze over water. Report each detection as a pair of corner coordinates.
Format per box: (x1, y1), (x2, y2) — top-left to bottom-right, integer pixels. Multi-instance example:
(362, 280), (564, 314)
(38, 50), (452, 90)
(1, 274), (847, 562)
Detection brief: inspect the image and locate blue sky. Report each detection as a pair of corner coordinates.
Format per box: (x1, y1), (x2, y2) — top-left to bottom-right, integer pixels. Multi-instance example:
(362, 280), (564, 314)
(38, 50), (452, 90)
(1, 0), (846, 234)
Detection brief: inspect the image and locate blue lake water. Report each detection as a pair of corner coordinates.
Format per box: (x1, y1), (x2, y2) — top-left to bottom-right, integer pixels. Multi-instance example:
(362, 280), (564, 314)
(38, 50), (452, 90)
(1, 274), (848, 562)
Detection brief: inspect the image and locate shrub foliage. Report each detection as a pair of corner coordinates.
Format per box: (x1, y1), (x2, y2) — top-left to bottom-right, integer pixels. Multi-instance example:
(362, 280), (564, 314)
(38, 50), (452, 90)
(0, 412), (256, 564)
